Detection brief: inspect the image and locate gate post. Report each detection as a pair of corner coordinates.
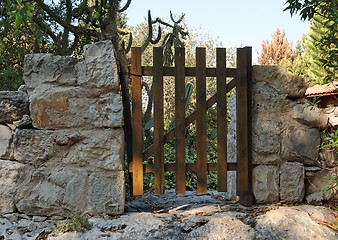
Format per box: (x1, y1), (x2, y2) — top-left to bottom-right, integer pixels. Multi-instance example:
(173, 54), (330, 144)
(131, 47), (143, 195)
(236, 47), (253, 206)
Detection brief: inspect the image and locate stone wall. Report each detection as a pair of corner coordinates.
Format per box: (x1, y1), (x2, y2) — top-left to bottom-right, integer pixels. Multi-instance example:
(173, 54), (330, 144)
(252, 66), (338, 204)
(0, 41), (125, 216)
(1, 45), (336, 216)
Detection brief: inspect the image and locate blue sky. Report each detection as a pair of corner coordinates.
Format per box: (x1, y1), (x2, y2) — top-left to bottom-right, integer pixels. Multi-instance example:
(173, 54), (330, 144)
(125, 0), (310, 63)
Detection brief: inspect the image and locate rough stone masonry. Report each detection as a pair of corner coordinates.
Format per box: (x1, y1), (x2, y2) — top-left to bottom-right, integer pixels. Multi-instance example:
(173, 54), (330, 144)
(0, 41), (125, 217)
(251, 66), (338, 204)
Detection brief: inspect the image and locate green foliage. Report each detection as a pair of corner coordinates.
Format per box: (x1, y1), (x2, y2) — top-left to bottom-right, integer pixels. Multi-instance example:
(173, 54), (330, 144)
(323, 174), (338, 192)
(288, 9), (338, 85)
(320, 128), (338, 194)
(284, 0), (338, 85)
(306, 96), (321, 110)
(320, 128), (338, 152)
(284, 0), (320, 21)
(307, 13), (333, 84)
(0, 0), (187, 92)
(316, 124), (338, 194)
(0, 0), (34, 34)
(0, 62), (23, 91)
(55, 212), (91, 233)
(143, 104), (229, 192)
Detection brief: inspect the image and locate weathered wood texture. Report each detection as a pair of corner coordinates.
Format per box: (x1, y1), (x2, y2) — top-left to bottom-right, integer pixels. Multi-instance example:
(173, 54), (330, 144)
(131, 47), (143, 195)
(153, 47), (165, 194)
(216, 48), (228, 192)
(196, 48), (207, 193)
(236, 47), (253, 206)
(129, 47), (253, 206)
(175, 48), (186, 194)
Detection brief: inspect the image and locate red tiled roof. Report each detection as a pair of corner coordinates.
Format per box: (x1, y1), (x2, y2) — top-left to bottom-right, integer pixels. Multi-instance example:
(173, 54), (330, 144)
(305, 82), (338, 97)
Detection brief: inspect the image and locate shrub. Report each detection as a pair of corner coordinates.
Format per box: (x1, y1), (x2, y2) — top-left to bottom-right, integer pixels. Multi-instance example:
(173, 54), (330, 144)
(55, 212), (91, 233)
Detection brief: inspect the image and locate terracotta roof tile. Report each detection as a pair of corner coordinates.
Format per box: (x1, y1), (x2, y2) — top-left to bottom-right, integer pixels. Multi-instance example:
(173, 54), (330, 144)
(305, 82), (338, 97)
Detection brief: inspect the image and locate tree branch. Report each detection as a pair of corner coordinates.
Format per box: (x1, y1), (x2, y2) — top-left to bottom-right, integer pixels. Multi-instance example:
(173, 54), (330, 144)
(35, 0), (99, 37)
(70, 34), (80, 53)
(33, 15), (60, 46)
(60, 0), (73, 54)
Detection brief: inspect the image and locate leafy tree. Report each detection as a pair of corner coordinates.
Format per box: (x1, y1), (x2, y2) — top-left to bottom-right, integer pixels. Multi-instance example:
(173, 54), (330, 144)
(0, 0), (187, 90)
(284, 0), (336, 21)
(257, 28), (295, 66)
(0, 0), (43, 90)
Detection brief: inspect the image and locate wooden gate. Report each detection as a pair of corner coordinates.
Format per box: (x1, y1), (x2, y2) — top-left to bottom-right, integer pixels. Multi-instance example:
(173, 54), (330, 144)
(128, 47), (253, 206)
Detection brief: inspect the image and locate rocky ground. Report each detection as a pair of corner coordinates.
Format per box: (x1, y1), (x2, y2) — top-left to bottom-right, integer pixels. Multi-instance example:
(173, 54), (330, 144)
(1, 190), (337, 240)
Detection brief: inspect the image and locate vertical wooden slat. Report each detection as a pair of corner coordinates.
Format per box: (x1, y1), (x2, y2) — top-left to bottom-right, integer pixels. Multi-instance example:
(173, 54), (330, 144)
(216, 48), (228, 192)
(196, 48), (207, 193)
(175, 48), (186, 194)
(236, 47), (253, 206)
(131, 47), (143, 195)
(153, 47), (165, 194)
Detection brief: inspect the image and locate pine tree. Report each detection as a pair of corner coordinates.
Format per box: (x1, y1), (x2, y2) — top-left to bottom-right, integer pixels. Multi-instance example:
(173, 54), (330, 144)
(304, 13), (332, 84)
(289, 10), (338, 85)
(257, 28), (295, 65)
(287, 36), (309, 77)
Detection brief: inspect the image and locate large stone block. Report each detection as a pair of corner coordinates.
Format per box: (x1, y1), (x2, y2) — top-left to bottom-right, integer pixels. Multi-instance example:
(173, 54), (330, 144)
(281, 122), (320, 165)
(86, 171), (125, 215)
(0, 91), (29, 124)
(0, 125), (13, 159)
(13, 129), (124, 170)
(16, 168), (125, 216)
(13, 129), (54, 166)
(253, 165), (279, 203)
(252, 120), (281, 165)
(0, 161), (32, 214)
(252, 65), (308, 98)
(24, 40), (119, 93)
(292, 103), (338, 128)
(252, 82), (289, 114)
(280, 162), (305, 202)
(29, 86), (123, 129)
(255, 206), (337, 240)
(81, 40), (120, 90)
(24, 54), (78, 90)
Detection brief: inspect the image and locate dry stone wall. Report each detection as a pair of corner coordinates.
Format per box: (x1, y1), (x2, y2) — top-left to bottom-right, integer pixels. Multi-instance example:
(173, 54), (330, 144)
(252, 66), (337, 204)
(0, 41), (125, 217)
(1, 45), (336, 217)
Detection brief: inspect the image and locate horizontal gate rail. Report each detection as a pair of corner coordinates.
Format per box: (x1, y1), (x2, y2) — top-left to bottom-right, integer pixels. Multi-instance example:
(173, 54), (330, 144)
(141, 66), (237, 77)
(129, 162), (238, 173)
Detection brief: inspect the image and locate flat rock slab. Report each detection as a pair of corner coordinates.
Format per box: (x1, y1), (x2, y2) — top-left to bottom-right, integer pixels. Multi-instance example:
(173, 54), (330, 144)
(1, 191), (337, 239)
